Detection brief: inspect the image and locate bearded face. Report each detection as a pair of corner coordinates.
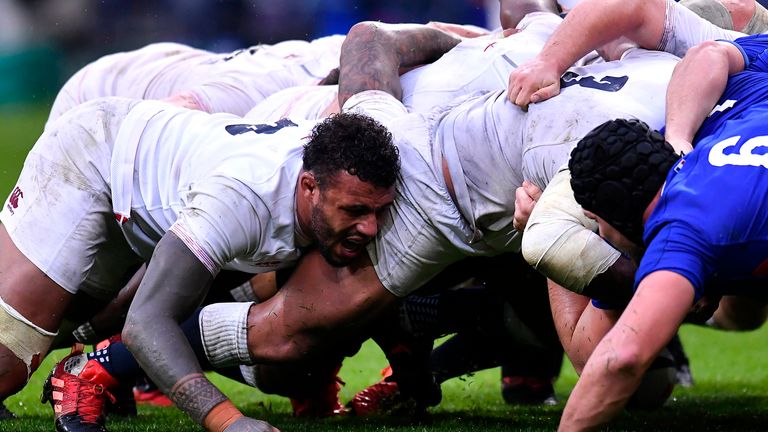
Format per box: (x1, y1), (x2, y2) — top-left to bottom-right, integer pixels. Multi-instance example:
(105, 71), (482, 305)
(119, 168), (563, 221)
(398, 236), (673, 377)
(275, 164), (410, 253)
(306, 172), (395, 267)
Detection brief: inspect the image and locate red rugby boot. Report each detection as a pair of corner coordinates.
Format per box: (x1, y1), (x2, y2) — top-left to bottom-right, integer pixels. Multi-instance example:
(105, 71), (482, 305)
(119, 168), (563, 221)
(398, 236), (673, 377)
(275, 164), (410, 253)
(41, 345), (118, 432)
(290, 375), (348, 417)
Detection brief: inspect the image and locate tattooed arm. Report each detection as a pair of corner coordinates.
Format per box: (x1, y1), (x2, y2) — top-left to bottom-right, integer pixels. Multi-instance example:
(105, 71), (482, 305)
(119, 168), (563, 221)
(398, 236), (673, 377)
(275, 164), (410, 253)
(122, 232), (276, 431)
(338, 21), (461, 107)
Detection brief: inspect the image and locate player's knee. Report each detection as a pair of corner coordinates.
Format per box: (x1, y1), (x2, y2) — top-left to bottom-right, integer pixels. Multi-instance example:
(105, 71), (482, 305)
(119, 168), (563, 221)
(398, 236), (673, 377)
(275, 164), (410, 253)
(0, 296), (57, 382)
(0, 345), (30, 398)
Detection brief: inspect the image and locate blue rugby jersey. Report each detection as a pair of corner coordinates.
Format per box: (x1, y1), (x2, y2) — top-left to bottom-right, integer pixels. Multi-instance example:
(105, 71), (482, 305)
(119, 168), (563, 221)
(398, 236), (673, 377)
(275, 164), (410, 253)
(636, 35), (768, 300)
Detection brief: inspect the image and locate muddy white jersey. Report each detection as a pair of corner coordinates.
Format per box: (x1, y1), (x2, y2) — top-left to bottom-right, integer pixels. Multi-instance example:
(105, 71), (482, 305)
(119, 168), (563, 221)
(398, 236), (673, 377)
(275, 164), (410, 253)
(435, 48), (679, 246)
(111, 100), (314, 275)
(243, 12), (567, 123)
(401, 12), (564, 114)
(244, 85), (339, 122)
(521, 47), (680, 189)
(49, 37), (344, 123)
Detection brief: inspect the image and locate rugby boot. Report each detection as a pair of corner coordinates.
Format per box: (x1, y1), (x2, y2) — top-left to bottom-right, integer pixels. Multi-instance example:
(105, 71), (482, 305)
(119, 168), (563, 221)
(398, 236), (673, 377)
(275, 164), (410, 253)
(41, 345), (118, 432)
(666, 333), (695, 388)
(501, 376), (557, 406)
(348, 379), (404, 416)
(290, 375), (348, 417)
(0, 402), (14, 420)
(133, 376), (173, 407)
(348, 375), (439, 417)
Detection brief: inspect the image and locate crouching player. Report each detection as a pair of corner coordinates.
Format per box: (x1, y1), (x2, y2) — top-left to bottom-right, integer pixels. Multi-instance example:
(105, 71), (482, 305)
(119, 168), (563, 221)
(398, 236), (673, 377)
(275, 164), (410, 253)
(560, 32), (768, 429)
(0, 100), (400, 432)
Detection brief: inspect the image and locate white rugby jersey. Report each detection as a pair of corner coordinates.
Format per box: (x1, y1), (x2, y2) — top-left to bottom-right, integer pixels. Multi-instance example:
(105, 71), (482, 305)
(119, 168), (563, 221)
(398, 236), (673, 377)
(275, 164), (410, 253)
(244, 85), (339, 122)
(401, 12), (564, 113)
(111, 100), (315, 275)
(243, 12), (567, 123)
(49, 37), (343, 123)
(436, 47), (680, 249)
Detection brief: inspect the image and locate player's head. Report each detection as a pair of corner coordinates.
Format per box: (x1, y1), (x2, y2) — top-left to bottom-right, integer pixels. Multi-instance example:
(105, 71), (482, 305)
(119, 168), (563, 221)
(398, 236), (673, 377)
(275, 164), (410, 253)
(300, 112), (400, 266)
(569, 118), (679, 245)
(498, 0), (561, 30)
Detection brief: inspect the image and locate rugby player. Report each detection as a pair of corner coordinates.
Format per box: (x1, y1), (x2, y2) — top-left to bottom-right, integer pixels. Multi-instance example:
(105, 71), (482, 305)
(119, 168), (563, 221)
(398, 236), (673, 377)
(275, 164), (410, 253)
(190, 0), (714, 420)
(46, 35), (345, 127)
(41, 1), (744, 429)
(40, 2), (570, 426)
(0, 103), (400, 432)
(562, 32), (768, 426)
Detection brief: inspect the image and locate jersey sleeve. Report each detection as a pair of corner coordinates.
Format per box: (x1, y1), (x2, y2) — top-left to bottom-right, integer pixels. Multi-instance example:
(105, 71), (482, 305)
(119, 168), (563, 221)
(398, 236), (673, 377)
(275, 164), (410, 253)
(634, 223), (715, 301)
(170, 175), (268, 275)
(727, 34), (768, 72)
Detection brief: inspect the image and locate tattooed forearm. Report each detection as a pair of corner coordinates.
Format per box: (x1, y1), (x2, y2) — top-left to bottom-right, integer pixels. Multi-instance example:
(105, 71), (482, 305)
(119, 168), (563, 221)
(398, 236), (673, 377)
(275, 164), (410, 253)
(170, 373), (228, 425)
(338, 21), (461, 107)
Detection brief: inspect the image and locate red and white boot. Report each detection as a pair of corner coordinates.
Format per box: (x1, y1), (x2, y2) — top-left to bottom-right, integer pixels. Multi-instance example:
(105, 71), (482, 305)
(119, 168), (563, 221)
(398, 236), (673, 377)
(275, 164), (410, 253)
(41, 345), (118, 432)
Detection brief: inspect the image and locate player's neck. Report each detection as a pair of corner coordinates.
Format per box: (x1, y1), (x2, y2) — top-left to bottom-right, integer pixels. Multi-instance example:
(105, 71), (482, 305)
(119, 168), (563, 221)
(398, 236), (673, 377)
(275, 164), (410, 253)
(642, 188), (662, 224)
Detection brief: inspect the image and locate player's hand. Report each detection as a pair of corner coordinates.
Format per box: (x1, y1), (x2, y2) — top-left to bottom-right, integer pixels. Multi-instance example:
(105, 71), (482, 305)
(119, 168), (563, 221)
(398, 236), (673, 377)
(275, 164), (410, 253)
(513, 180), (543, 231)
(223, 416), (280, 432)
(507, 58), (562, 109)
(664, 137), (693, 156)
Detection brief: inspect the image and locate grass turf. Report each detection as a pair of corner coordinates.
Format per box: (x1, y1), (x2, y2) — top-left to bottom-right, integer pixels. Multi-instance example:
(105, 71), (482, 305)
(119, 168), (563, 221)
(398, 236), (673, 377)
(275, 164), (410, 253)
(1, 104), (767, 431)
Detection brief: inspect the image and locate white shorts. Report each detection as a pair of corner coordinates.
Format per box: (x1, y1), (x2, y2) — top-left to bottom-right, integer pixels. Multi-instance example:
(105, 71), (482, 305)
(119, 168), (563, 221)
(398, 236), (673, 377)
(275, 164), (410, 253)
(1, 97), (143, 299)
(660, 0), (745, 57)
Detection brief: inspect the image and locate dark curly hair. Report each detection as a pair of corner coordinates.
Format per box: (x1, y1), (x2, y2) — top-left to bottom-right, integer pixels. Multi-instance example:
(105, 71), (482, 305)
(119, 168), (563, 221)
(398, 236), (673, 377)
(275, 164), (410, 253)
(303, 112), (400, 189)
(569, 119), (679, 245)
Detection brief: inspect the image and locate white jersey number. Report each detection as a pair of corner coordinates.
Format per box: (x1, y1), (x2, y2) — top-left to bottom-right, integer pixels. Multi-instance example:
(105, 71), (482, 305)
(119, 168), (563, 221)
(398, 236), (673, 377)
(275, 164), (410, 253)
(708, 135), (768, 169)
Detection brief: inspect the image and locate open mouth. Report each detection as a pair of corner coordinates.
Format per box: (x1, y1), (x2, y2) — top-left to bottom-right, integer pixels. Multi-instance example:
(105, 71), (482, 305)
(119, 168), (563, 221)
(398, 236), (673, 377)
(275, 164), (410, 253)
(340, 237), (365, 256)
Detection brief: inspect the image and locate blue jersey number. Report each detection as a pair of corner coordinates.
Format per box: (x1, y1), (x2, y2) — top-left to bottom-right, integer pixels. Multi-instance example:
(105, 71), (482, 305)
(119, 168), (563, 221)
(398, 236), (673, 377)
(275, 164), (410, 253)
(560, 71), (628, 92)
(225, 118), (298, 136)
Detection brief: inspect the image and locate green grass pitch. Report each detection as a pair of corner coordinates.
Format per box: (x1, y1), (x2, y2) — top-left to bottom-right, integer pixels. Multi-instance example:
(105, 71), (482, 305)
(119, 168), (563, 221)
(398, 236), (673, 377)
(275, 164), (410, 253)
(0, 103), (767, 431)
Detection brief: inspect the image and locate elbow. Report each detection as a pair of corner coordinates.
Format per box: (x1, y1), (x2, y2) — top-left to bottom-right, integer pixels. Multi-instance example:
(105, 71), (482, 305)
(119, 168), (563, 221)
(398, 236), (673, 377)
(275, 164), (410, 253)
(603, 342), (655, 384)
(346, 21), (386, 43)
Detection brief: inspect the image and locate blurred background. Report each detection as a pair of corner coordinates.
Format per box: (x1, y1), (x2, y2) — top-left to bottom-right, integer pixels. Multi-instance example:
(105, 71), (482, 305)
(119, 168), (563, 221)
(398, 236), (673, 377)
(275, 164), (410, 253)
(0, 0), (498, 106)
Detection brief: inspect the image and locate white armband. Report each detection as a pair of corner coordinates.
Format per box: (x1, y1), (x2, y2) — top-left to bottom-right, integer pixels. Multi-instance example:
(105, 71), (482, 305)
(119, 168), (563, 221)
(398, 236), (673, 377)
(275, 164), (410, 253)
(522, 168), (621, 293)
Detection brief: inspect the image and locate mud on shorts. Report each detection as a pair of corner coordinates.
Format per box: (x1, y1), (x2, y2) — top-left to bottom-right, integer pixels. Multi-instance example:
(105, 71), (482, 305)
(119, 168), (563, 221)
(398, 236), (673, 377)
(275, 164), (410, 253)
(1, 97), (144, 300)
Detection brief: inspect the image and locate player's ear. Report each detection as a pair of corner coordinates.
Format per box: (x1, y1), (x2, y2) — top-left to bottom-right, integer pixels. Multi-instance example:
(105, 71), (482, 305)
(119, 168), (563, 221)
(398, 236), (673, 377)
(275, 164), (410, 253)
(299, 171), (318, 197)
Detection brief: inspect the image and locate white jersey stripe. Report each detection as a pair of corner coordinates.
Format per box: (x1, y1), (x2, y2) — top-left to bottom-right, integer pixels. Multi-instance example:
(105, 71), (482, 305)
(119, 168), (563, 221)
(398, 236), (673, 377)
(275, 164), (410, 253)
(170, 223), (220, 276)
